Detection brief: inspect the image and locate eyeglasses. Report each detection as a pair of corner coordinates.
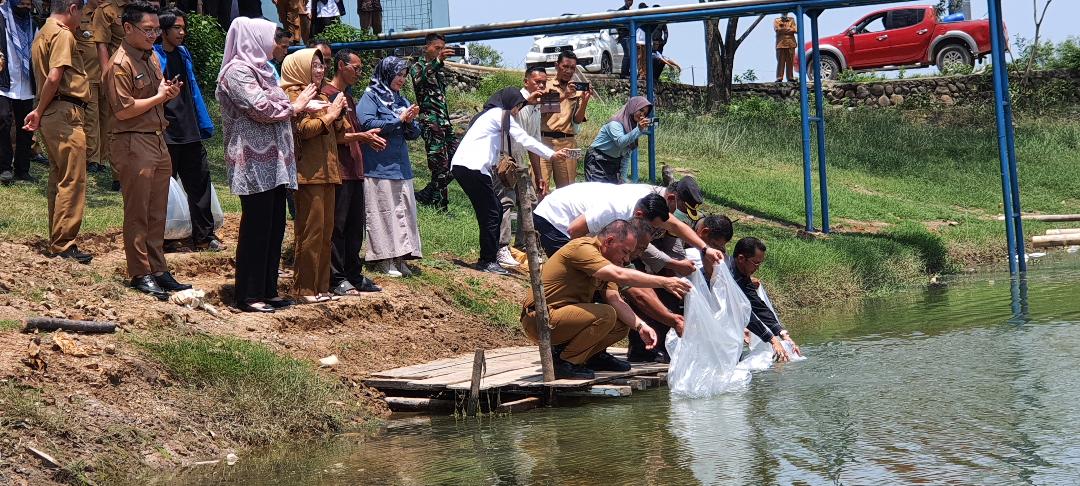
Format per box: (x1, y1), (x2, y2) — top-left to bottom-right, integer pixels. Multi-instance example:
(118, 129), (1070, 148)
(343, 63), (362, 72)
(130, 25), (162, 38)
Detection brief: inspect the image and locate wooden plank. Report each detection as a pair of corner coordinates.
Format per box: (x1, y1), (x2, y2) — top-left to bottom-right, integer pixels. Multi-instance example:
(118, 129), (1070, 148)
(385, 397), (455, 413)
(514, 364), (669, 389)
(611, 378), (648, 390)
(563, 385), (632, 397)
(998, 214), (1080, 222)
(1032, 234), (1080, 248)
(408, 352), (542, 388)
(494, 397), (542, 413)
(371, 347), (535, 379)
(634, 375), (666, 388)
(1046, 228), (1080, 235)
(447, 363), (543, 391)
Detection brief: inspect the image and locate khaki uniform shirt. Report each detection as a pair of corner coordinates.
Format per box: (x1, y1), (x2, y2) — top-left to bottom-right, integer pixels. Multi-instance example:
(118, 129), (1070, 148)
(540, 78), (582, 136)
(92, 0), (129, 55)
(774, 17), (798, 49)
(523, 237), (618, 311)
(103, 41), (167, 134)
(31, 18), (91, 102)
(78, 4), (102, 84)
(286, 86), (344, 185)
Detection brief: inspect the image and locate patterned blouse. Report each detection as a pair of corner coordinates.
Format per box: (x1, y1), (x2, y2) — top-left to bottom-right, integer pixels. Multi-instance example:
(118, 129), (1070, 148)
(216, 63), (298, 196)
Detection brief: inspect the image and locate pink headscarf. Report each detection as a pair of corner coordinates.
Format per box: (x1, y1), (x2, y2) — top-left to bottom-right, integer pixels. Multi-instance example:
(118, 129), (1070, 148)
(217, 17), (278, 83)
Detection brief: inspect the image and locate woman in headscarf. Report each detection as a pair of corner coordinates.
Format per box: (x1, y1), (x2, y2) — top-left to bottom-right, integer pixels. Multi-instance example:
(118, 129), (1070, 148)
(450, 87), (570, 275)
(584, 96), (652, 184)
(357, 56), (423, 278)
(281, 48), (347, 303)
(216, 17), (319, 313)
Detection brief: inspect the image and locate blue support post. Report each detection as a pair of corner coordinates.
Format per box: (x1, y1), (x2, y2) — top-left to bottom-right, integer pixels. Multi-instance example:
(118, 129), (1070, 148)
(645, 26), (657, 183)
(628, 20), (640, 183)
(986, 0), (1020, 274)
(795, 7), (815, 232)
(809, 11), (830, 233)
(992, 0), (1026, 272)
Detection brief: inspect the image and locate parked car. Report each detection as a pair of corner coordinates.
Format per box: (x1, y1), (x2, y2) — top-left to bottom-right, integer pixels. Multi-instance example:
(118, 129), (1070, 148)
(799, 5), (995, 80)
(525, 16), (625, 74)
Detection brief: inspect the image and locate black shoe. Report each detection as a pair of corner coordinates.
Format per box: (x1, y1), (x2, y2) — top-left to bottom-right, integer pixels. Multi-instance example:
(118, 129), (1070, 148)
(585, 351), (632, 372)
(414, 186), (434, 205)
(52, 246), (93, 264)
(14, 172), (36, 182)
(351, 276), (382, 292)
(87, 162), (104, 173)
(111, 180), (121, 192)
(237, 301), (275, 313)
(131, 275), (168, 299)
(194, 238), (225, 252)
(554, 358), (595, 380)
(31, 154), (48, 165)
(476, 261), (510, 276)
(654, 350), (670, 364)
(153, 271), (192, 292)
(627, 348), (660, 363)
(266, 297), (295, 309)
(0, 170), (12, 185)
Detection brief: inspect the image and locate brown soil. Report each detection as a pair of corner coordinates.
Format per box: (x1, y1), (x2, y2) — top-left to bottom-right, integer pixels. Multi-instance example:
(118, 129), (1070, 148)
(0, 214), (529, 485)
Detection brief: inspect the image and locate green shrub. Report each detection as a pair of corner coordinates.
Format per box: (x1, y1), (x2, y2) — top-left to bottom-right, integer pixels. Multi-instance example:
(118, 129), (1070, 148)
(312, 21), (378, 83)
(184, 13), (226, 94)
(474, 70), (525, 103)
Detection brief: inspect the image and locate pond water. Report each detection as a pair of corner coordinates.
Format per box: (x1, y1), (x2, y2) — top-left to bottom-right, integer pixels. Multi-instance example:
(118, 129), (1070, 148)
(163, 257), (1080, 485)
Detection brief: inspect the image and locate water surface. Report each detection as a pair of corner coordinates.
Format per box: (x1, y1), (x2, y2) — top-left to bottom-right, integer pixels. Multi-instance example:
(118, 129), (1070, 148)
(165, 258), (1080, 485)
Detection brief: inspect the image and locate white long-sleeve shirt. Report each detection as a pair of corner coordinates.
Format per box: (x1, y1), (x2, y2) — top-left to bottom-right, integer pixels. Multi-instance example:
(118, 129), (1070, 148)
(451, 107), (555, 176)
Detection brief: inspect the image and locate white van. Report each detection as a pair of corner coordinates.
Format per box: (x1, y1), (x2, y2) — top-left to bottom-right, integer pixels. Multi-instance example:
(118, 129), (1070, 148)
(524, 21), (625, 74)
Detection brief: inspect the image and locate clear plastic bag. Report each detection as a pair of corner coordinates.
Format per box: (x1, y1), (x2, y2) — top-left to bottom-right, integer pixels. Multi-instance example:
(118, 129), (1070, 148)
(666, 264), (753, 398)
(165, 176), (192, 240)
(736, 282), (806, 371)
(209, 184), (224, 230)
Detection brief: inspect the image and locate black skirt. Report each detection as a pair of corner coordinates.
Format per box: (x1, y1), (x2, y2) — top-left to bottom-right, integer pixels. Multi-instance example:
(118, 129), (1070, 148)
(583, 147), (624, 184)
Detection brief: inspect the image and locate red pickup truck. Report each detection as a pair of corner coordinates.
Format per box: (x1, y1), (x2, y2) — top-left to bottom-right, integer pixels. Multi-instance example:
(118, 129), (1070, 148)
(800, 5), (995, 80)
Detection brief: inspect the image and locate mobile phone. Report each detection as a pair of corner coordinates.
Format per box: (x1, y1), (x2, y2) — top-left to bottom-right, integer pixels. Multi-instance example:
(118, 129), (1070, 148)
(651, 117), (660, 128)
(566, 148), (583, 159)
(170, 74), (181, 83)
(539, 92), (561, 113)
(450, 45), (467, 57)
(572, 81), (590, 92)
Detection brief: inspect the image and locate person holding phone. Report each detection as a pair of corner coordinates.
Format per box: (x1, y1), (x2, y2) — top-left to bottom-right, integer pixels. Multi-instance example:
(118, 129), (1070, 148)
(540, 50), (591, 189)
(410, 33), (458, 212)
(153, 8), (223, 252)
(103, 1), (190, 297)
(584, 96), (651, 184)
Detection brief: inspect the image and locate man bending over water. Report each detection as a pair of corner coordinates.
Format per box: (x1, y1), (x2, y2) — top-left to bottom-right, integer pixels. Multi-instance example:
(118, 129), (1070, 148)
(732, 237), (803, 362)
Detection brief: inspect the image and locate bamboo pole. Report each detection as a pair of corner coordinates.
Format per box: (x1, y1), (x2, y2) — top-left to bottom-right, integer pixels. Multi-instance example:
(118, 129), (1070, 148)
(514, 168), (555, 383)
(1032, 234), (1080, 248)
(996, 214), (1080, 222)
(1045, 228), (1080, 235)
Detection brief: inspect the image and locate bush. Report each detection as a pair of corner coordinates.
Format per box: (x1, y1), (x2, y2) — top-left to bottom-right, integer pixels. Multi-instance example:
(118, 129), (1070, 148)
(466, 42), (504, 68)
(313, 21), (378, 84)
(184, 13), (226, 94)
(474, 70), (523, 104)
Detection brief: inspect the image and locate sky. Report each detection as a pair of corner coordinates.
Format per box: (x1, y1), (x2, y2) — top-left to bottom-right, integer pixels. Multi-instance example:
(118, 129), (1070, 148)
(445, 0), (1077, 85)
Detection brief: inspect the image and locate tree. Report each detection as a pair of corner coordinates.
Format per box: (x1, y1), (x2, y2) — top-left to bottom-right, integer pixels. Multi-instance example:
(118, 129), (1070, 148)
(466, 42), (504, 68)
(700, 0), (766, 105)
(1023, 0), (1054, 86)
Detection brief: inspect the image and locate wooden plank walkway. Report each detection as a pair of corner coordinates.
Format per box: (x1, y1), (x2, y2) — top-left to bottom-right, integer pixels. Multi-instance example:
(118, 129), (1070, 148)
(365, 346), (669, 411)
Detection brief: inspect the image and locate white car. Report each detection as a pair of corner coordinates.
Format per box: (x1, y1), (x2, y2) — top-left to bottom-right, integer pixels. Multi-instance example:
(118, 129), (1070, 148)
(525, 25), (625, 74)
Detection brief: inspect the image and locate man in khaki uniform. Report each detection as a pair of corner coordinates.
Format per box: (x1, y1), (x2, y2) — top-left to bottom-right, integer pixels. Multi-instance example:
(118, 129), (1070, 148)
(78, 0), (106, 173)
(273, 0), (305, 44)
(103, 1), (189, 297)
(774, 13), (798, 83)
(92, 0), (127, 190)
(540, 50), (590, 189)
(24, 0), (91, 263)
(520, 219), (689, 379)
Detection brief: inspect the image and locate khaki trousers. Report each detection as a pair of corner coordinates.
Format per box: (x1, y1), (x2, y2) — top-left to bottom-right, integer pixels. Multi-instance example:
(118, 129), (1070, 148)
(541, 136), (578, 189)
(277, 1), (303, 43)
(522, 303), (628, 365)
(293, 183), (336, 297)
(776, 47), (796, 82)
(111, 132), (171, 278)
(97, 83), (116, 178)
(40, 102), (87, 254)
(84, 82), (101, 166)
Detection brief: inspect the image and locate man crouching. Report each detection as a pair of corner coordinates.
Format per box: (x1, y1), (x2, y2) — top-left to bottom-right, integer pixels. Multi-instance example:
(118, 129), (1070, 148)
(521, 219), (691, 380)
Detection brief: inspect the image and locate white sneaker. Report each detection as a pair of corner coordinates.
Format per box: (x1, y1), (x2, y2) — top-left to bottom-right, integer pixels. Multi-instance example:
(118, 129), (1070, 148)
(497, 246), (519, 268)
(376, 259), (403, 278)
(394, 258), (414, 277)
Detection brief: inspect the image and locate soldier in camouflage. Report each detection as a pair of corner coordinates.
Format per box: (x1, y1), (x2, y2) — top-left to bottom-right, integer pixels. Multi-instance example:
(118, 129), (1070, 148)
(409, 32), (458, 211)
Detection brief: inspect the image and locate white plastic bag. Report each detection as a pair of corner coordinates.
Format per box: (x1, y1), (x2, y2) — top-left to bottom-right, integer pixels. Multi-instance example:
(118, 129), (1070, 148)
(165, 176), (192, 240)
(736, 282), (806, 371)
(666, 265), (753, 398)
(209, 184), (224, 230)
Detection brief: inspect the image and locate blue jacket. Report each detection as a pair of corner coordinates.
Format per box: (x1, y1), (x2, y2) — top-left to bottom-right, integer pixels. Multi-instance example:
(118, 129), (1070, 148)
(152, 44), (214, 140)
(357, 89), (422, 180)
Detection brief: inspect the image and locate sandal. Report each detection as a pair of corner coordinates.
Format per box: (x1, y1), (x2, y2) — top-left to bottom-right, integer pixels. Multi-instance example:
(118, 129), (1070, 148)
(301, 295), (332, 304)
(266, 297), (295, 309)
(332, 281), (363, 297)
(237, 301), (275, 313)
(319, 293), (342, 301)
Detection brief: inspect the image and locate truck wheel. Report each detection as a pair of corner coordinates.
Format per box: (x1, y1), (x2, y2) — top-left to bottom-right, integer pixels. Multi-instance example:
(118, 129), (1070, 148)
(601, 52), (613, 75)
(818, 55), (841, 81)
(936, 44), (974, 73)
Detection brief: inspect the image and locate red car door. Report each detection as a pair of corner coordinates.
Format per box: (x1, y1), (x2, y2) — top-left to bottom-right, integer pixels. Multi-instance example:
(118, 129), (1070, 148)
(882, 8), (935, 64)
(847, 12), (896, 68)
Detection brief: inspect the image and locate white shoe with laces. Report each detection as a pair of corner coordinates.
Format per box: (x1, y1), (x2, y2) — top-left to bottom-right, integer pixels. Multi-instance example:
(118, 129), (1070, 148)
(376, 259), (403, 278)
(497, 246), (519, 268)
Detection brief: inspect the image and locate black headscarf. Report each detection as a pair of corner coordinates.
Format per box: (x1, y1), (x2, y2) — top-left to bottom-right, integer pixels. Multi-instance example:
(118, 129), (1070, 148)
(470, 87), (527, 127)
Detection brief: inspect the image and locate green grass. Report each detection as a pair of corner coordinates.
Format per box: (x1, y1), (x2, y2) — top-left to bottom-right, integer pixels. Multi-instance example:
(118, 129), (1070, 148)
(0, 381), (70, 436)
(136, 334), (357, 445)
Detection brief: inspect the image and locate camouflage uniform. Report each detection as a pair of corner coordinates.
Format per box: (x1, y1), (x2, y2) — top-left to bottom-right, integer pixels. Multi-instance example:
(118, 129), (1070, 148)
(409, 56), (458, 211)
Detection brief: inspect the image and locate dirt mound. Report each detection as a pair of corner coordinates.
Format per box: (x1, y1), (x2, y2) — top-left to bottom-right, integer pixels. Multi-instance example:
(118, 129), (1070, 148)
(0, 218), (529, 485)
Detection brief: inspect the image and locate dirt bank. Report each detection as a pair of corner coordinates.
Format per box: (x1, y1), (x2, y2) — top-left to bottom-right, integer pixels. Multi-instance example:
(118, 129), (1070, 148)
(0, 215), (529, 485)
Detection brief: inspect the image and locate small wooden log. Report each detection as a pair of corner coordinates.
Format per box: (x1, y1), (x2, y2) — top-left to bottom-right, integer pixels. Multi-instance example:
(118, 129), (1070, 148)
(611, 378), (648, 390)
(1045, 228), (1080, 235)
(466, 349), (485, 416)
(514, 163), (555, 383)
(1032, 234), (1080, 248)
(997, 214), (1080, 222)
(384, 397), (455, 413)
(23, 318), (116, 334)
(26, 445), (61, 468)
(494, 397), (541, 413)
(563, 385), (632, 398)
